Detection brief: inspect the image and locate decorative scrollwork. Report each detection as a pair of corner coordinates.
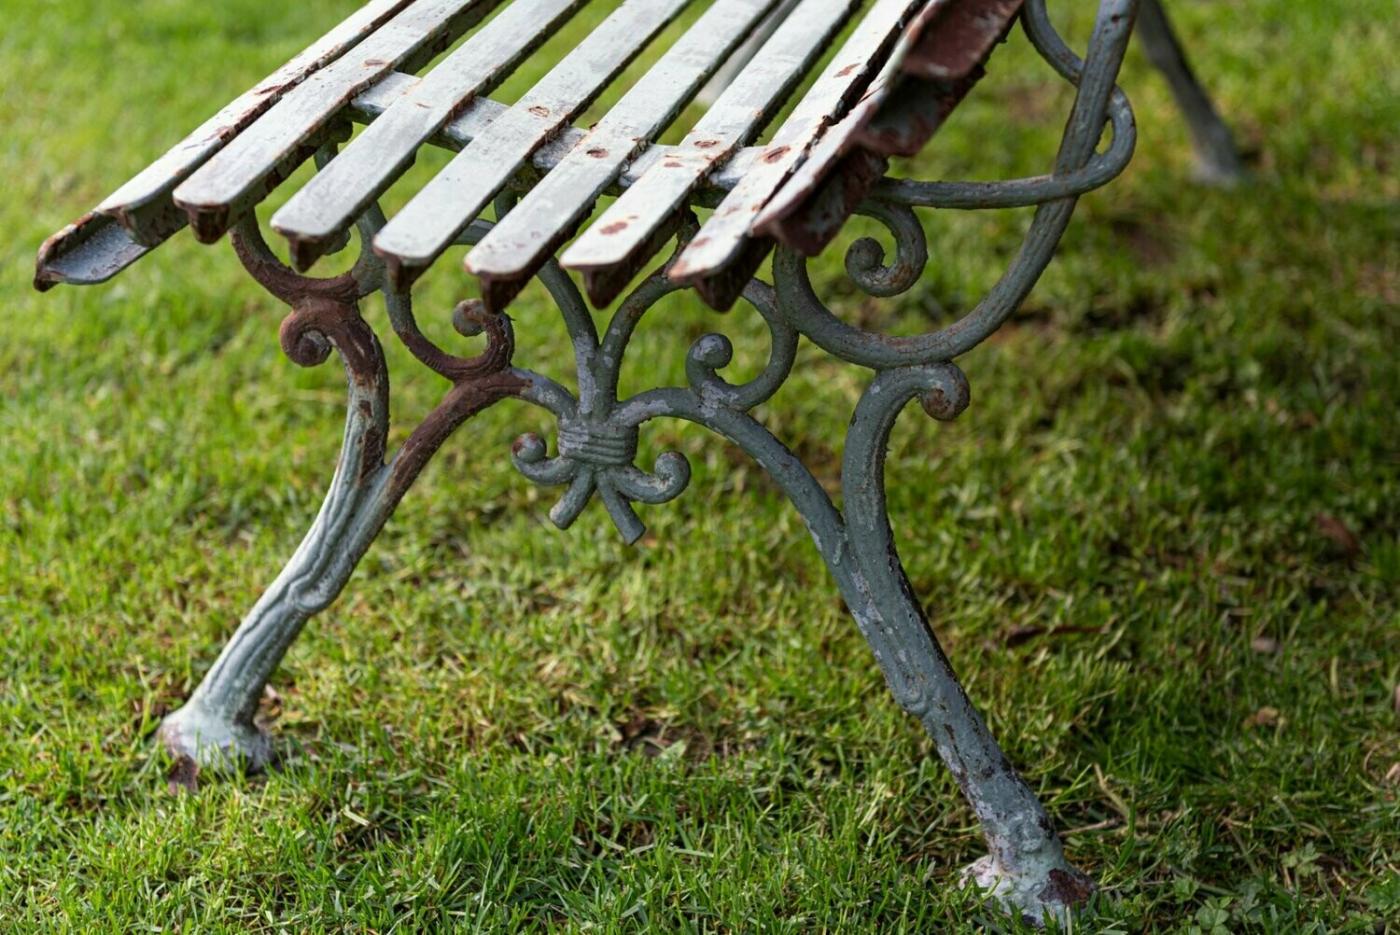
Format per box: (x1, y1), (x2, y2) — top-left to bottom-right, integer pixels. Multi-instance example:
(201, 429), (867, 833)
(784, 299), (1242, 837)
(769, 0), (1139, 372)
(843, 199), (928, 298)
(223, 0), (1135, 555)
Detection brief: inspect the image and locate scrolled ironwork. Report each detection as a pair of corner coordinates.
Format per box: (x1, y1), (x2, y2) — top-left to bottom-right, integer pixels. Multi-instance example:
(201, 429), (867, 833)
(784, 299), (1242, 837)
(843, 199), (928, 298)
(772, 0), (1139, 374)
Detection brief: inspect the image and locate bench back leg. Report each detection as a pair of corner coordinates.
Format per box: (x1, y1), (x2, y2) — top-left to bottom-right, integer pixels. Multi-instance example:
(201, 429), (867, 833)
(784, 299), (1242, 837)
(1136, 0), (1246, 184)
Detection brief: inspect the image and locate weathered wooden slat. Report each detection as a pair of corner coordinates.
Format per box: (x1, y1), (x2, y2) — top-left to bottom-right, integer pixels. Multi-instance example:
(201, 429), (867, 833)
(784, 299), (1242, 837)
(96, 0), (417, 247)
(371, 0), (696, 289)
(669, 0), (930, 308)
(463, 0), (783, 310)
(347, 72), (764, 194)
(753, 0), (1021, 252)
(272, 0), (588, 272)
(34, 213), (153, 292)
(559, 0), (858, 306)
(749, 26), (909, 233)
(173, 0), (502, 244)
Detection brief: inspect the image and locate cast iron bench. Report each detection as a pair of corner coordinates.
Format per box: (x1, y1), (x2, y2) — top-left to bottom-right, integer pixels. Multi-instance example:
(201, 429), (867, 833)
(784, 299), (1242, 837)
(35, 0), (1241, 922)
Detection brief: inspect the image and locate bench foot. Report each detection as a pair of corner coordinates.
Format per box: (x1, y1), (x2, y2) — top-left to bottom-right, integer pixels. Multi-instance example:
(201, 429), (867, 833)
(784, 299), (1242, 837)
(157, 698), (274, 771)
(1136, 0), (1246, 185)
(963, 853), (1095, 926)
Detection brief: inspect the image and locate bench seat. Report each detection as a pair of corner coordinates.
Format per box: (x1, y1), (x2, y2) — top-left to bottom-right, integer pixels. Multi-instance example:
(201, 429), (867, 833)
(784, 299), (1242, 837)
(37, 0), (1021, 310)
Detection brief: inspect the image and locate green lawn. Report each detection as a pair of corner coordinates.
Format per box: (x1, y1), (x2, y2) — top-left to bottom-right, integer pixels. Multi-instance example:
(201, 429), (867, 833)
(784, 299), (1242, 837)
(2, 0), (1397, 930)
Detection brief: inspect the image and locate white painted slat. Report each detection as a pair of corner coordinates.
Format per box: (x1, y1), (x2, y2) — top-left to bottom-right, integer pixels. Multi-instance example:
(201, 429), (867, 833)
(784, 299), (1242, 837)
(559, 0), (857, 297)
(463, 0), (782, 308)
(669, 0), (928, 284)
(96, 0), (417, 246)
(347, 69), (767, 193)
(754, 0), (1021, 240)
(173, 0), (501, 243)
(272, 0), (588, 271)
(370, 0), (696, 288)
(750, 27), (908, 231)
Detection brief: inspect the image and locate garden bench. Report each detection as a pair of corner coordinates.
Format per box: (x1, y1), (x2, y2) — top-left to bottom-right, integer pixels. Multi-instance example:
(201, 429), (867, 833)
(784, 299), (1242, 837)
(35, 0), (1241, 922)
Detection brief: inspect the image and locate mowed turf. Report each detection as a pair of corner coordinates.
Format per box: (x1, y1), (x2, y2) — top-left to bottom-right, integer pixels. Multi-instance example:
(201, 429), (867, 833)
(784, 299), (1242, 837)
(1, 0), (1396, 930)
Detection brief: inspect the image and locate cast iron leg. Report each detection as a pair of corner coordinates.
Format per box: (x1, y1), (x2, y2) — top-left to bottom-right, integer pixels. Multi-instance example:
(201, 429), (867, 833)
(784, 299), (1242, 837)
(1135, 0), (1245, 184)
(159, 215), (525, 771)
(839, 364), (1092, 922)
(157, 333), (393, 770)
(632, 348), (1094, 923)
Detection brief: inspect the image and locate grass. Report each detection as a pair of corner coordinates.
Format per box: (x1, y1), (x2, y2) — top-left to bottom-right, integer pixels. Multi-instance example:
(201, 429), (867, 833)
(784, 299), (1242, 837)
(2, 0), (1397, 930)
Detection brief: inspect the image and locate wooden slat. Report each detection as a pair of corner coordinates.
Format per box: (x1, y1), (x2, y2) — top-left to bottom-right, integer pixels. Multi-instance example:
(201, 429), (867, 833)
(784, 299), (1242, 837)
(272, 0), (588, 272)
(371, 0), (696, 289)
(463, 0), (782, 310)
(559, 0), (858, 306)
(348, 70), (768, 193)
(96, 0), (417, 247)
(753, 0), (1021, 251)
(34, 214), (153, 292)
(669, 0), (929, 307)
(173, 0), (502, 244)
(748, 24), (907, 233)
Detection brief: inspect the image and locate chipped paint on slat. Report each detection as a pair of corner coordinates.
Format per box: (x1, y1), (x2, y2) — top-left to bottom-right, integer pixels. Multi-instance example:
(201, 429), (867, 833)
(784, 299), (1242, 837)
(348, 72), (765, 194)
(559, 0), (858, 306)
(754, 0), (1021, 253)
(668, 0), (931, 302)
(96, 0), (417, 246)
(371, 0), (698, 289)
(272, 0), (588, 271)
(34, 213), (152, 291)
(173, 0), (503, 243)
(463, 0), (783, 309)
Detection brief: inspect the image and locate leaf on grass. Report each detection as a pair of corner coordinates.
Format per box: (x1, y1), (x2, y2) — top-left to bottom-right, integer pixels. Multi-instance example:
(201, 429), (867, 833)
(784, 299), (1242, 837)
(1250, 635), (1280, 654)
(1243, 706), (1282, 729)
(1314, 512), (1361, 558)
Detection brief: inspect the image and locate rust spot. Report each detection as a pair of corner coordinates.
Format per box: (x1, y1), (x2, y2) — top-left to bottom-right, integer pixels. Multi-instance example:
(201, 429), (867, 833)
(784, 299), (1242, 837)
(586, 147), (608, 158)
(694, 139), (719, 149)
(1038, 869), (1095, 907)
(363, 58), (388, 67)
(663, 160), (683, 168)
(599, 221), (628, 235)
(836, 63), (857, 77)
(166, 755), (199, 795)
(529, 105), (550, 118)
(904, 0), (1022, 81)
(762, 145), (790, 163)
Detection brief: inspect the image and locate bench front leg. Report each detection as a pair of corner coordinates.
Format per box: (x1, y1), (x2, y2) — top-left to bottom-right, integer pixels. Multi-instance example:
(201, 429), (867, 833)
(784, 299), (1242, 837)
(158, 309), (391, 769)
(159, 213), (525, 771)
(841, 365), (1093, 923)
